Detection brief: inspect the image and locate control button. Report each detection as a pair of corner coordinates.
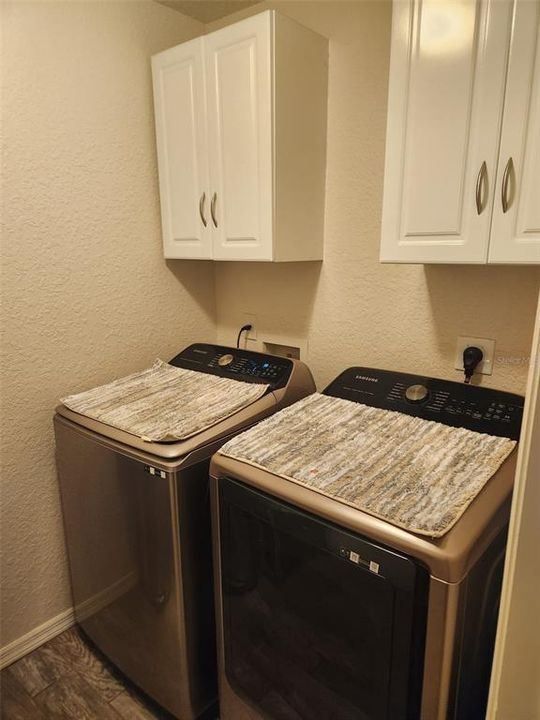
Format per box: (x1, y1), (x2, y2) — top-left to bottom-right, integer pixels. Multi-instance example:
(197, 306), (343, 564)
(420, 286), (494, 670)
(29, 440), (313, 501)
(405, 384), (429, 404)
(217, 353), (234, 367)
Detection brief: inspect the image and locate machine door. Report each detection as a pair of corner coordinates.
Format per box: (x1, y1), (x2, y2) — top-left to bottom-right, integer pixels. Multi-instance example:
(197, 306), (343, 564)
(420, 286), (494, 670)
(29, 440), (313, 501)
(219, 479), (428, 720)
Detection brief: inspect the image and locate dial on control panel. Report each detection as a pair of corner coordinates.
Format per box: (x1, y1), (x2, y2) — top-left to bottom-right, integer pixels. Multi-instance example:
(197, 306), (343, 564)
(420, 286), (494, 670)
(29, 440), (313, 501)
(405, 384), (429, 404)
(217, 354), (234, 367)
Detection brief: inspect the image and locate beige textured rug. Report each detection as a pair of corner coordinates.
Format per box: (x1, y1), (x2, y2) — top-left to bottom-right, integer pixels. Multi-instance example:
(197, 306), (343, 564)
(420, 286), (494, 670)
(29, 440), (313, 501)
(219, 393), (516, 537)
(62, 360), (269, 442)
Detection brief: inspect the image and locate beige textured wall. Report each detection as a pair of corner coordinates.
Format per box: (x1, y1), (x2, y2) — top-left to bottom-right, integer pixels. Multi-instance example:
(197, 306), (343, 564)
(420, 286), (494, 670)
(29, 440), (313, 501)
(210, 1), (540, 393)
(0, 1), (215, 649)
(2, 0), (539, 659)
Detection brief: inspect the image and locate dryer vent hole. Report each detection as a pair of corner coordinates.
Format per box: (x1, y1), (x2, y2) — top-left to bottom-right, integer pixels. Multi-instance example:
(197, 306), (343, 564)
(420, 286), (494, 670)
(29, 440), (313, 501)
(262, 342), (301, 360)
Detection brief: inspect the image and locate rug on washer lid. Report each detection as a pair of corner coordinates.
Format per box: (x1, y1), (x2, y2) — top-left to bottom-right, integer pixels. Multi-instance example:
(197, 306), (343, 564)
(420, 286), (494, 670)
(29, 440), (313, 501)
(61, 360), (269, 442)
(218, 392), (517, 537)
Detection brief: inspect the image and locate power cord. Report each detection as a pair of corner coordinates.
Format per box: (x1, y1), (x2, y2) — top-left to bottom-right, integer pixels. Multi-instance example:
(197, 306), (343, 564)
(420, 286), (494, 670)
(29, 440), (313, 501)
(236, 324), (253, 349)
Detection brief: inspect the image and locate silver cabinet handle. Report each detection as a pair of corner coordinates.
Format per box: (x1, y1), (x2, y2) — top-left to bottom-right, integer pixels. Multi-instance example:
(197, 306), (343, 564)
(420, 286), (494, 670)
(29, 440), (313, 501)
(501, 157), (514, 213)
(475, 161), (488, 215)
(210, 192), (218, 228)
(199, 192), (207, 227)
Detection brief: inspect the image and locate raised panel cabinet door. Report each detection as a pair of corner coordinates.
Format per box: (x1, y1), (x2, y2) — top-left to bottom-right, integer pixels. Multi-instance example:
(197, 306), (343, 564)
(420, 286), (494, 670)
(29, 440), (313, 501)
(489, 1), (540, 264)
(381, 0), (513, 263)
(152, 39), (212, 259)
(205, 12), (273, 261)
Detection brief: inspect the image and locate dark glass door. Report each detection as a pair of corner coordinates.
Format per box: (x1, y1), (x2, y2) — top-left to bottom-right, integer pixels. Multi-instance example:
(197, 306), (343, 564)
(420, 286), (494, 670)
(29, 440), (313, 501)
(219, 478), (428, 720)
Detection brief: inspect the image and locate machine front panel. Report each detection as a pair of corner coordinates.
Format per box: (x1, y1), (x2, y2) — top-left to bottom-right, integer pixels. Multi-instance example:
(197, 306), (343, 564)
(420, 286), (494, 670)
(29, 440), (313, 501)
(219, 478), (428, 720)
(55, 420), (215, 719)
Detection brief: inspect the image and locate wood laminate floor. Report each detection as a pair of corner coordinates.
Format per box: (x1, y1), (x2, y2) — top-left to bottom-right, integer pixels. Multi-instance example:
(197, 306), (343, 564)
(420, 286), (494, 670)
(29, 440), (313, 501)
(0, 627), (171, 719)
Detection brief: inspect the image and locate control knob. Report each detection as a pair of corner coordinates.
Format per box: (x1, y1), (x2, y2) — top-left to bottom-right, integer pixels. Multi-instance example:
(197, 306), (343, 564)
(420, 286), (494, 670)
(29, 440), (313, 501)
(405, 384), (429, 404)
(217, 354), (234, 367)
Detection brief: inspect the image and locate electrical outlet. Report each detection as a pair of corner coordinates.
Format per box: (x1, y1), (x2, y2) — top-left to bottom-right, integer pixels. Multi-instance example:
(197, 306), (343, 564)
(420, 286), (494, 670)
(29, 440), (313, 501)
(454, 336), (496, 376)
(241, 313), (257, 341)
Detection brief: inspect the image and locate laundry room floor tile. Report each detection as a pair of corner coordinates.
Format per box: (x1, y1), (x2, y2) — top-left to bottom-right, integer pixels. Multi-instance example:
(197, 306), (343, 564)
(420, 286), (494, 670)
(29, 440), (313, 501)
(0, 628), (173, 719)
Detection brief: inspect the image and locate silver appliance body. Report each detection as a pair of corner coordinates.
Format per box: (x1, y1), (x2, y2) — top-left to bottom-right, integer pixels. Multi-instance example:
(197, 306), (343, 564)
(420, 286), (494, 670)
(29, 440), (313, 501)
(54, 343), (315, 719)
(210, 367), (524, 720)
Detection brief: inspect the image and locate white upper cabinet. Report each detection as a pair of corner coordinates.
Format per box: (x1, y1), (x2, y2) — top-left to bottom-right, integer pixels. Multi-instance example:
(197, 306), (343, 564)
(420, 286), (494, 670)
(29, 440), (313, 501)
(152, 11), (328, 262)
(205, 13), (273, 261)
(489, 1), (540, 264)
(152, 38), (211, 259)
(381, 0), (540, 265)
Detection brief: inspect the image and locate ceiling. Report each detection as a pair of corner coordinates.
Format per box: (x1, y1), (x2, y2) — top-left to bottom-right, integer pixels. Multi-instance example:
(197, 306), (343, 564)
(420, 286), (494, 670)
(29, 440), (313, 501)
(156, 1), (262, 24)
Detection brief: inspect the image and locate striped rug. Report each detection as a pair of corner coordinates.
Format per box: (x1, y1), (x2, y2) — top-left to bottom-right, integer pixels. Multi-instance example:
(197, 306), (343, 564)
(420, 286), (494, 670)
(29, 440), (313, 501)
(62, 360), (269, 442)
(219, 393), (516, 537)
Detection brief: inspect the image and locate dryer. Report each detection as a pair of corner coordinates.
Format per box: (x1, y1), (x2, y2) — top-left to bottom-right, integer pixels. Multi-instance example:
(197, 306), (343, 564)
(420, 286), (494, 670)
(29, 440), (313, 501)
(54, 343), (315, 720)
(210, 367), (524, 720)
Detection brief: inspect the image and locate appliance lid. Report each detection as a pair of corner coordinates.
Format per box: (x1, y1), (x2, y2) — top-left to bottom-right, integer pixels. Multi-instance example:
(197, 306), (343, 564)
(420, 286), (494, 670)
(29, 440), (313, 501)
(55, 344), (294, 460)
(61, 360), (270, 443)
(218, 392), (516, 538)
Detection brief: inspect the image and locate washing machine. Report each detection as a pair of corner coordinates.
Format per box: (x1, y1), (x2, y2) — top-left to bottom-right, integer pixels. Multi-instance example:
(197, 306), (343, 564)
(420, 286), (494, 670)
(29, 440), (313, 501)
(54, 343), (315, 720)
(210, 367), (524, 720)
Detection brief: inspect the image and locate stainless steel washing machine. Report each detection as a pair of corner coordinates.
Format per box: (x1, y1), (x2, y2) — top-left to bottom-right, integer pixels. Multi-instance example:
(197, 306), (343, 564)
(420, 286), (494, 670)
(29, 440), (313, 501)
(54, 343), (315, 720)
(210, 367), (524, 720)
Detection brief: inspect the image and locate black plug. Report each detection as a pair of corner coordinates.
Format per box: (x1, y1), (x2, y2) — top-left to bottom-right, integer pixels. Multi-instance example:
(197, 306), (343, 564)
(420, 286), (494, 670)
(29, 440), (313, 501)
(236, 324), (253, 349)
(463, 346), (483, 384)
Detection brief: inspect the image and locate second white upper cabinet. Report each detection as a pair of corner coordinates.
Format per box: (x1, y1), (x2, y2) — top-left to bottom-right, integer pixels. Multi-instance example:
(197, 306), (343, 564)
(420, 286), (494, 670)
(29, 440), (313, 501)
(152, 11), (328, 262)
(489, 0), (540, 264)
(381, 0), (540, 265)
(204, 13), (273, 261)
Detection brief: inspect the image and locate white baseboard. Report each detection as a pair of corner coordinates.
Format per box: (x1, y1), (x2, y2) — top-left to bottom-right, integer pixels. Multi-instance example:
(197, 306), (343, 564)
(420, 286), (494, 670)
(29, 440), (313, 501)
(0, 607), (75, 669)
(0, 572), (136, 669)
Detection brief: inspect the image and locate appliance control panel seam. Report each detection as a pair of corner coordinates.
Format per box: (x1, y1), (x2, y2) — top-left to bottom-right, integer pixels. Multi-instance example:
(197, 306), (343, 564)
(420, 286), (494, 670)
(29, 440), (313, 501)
(324, 367), (524, 440)
(169, 343), (294, 390)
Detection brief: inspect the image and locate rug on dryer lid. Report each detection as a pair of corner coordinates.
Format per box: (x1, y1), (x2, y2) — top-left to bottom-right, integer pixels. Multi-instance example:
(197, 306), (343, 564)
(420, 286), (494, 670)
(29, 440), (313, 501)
(61, 360), (269, 442)
(218, 393), (517, 537)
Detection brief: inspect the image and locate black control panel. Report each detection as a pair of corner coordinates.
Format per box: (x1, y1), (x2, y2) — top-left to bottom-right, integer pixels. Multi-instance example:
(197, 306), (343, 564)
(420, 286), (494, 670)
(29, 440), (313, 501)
(169, 344), (294, 391)
(324, 367), (524, 440)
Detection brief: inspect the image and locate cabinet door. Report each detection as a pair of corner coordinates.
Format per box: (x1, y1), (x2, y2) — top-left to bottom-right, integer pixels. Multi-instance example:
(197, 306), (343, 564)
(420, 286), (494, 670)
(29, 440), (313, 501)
(381, 0), (513, 263)
(152, 39), (212, 259)
(205, 12), (273, 261)
(489, 2), (540, 264)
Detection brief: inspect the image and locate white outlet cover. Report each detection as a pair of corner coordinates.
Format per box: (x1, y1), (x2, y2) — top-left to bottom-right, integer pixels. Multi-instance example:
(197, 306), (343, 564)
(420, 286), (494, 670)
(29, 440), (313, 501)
(454, 336), (496, 376)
